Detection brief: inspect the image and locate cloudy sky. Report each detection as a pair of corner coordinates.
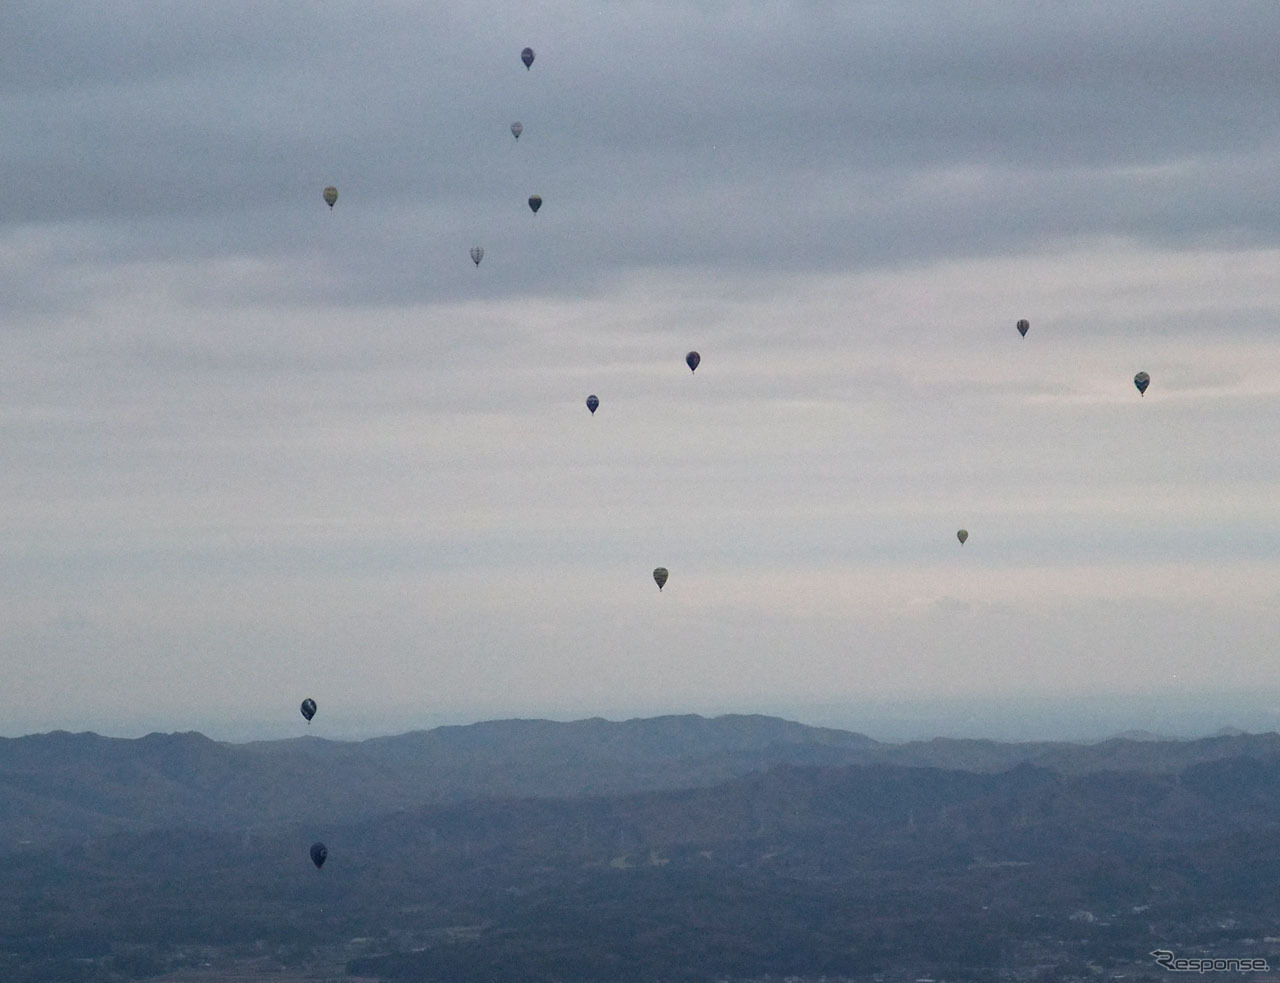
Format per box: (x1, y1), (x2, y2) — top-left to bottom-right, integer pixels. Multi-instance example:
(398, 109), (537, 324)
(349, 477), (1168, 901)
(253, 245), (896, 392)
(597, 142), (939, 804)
(3, 2), (1279, 741)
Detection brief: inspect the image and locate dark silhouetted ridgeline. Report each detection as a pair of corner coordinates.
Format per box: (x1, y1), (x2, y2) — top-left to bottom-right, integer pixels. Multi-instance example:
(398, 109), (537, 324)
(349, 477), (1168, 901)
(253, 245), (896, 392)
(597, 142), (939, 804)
(3, 722), (1280, 979)
(0, 715), (882, 850)
(4, 715), (1280, 853)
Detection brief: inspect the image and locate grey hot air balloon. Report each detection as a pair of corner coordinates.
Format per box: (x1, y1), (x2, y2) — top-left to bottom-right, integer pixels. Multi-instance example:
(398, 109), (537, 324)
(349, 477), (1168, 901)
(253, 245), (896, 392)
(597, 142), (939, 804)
(957, 529), (969, 545)
(586, 394), (599, 414)
(300, 698), (316, 723)
(470, 246), (484, 266)
(653, 567), (668, 591)
(322, 186), (338, 208)
(521, 47), (535, 69)
(511, 121), (523, 140)
(310, 842), (327, 869)
(1017, 319), (1029, 337)
(528, 194), (542, 214)
(1134, 371), (1150, 396)
(686, 351), (700, 373)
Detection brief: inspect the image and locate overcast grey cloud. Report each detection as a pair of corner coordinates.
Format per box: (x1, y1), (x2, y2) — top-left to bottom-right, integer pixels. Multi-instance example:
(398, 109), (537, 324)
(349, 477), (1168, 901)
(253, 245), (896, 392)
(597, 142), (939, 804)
(2, 2), (1279, 740)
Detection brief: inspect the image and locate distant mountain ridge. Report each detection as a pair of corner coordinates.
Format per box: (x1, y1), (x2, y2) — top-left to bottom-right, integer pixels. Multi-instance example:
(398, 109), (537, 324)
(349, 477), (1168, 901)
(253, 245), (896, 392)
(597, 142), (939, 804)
(2, 713), (1279, 852)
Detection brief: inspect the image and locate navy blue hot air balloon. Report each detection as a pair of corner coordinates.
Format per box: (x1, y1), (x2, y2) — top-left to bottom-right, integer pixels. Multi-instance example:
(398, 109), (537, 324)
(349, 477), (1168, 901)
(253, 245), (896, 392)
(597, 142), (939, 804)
(586, 394), (599, 414)
(685, 351), (700, 373)
(521, 47), (535, 69)
(310, 842), (327, 869)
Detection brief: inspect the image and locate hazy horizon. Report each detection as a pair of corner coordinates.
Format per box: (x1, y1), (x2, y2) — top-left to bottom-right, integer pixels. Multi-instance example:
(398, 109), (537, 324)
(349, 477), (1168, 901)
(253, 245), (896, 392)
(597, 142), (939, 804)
(9, 688), (1280, 746)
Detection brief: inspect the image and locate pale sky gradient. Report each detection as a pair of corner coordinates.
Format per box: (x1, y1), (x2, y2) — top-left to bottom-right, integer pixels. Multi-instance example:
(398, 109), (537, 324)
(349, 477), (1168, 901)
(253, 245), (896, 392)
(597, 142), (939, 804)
(3, 3), (1279, 740)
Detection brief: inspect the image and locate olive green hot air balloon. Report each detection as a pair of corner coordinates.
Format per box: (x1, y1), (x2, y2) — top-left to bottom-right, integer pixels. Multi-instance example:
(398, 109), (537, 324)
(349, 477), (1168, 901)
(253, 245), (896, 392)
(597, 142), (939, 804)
(322, 186), (338, 208)
(957, 529), (968, 545)
(653, 567), (668, 591)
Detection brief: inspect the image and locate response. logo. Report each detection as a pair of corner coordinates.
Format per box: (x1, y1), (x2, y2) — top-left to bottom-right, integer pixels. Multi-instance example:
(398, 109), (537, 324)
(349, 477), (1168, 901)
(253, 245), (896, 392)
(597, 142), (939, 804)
(1150, 949), (1270, 973)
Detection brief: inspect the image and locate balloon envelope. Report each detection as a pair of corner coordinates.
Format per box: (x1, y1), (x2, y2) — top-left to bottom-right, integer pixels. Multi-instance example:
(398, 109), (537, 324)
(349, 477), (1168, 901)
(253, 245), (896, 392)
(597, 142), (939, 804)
(1134, 371), (1150, 395)
(310, 842), (327, 869)
(686, 351), (700, 373)
(300, 698), (316, 723)
(653, 567), (669, 590)
(586, 394), (599, 414)
(510, 121), (523, 140)
(528, 195), (542, 213)
(521, 47), (535, 69)
(957, 529), (968, 544)
(1016, 319), (1029, 337)
(322, 186), (337, 208)
(470, 246), (484, 266)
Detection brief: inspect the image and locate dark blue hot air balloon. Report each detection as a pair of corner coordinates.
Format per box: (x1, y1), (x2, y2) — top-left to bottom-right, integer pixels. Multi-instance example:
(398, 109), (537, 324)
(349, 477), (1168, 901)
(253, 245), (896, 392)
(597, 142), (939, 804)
(686, 351), (700, 373)
(586, 394), (599, 414)
(521, 47), (534, 69)
(310, 842), (327, 869)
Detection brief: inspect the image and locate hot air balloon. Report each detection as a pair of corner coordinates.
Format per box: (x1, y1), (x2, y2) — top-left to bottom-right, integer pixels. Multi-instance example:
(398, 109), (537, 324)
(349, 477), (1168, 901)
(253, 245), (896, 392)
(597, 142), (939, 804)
(310, 842), (327, 869)
(586, 394), (599, 414)
(300, 698), (316, 723)
(1016, 319), (1029, 337)
(510, 121), (523, 140)
(470, 246), (484, 266)
(322, 186), (338, 208)
(653, 567), (669, 591)
(685, 351), (700, 373)
(1134, 371), (1150, 396)
(957, 529), (969, 545)
(521, 47), (535, 69)
(528, 195), (542, 214)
